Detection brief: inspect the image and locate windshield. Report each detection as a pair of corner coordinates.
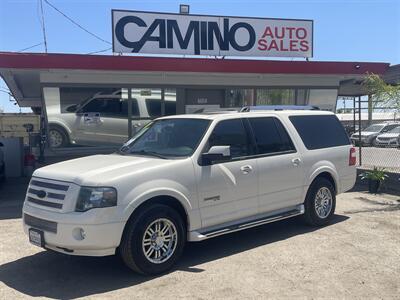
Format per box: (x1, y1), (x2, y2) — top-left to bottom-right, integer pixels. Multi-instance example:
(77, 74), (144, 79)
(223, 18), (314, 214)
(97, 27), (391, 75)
(363, 124), (385, 132)
(387, 126), (400, 134)
(119, 118), (210, 158)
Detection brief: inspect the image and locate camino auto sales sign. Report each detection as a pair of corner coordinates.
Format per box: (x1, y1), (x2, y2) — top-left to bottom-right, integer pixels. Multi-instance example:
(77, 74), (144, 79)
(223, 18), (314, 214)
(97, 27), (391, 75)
(112, 10), (313, 58)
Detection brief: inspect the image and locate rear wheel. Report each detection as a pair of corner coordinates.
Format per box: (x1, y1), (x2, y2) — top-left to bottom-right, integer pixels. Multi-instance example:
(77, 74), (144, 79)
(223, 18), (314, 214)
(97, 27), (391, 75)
(119, 204), (185, 275)
(303, 178), (336, 226)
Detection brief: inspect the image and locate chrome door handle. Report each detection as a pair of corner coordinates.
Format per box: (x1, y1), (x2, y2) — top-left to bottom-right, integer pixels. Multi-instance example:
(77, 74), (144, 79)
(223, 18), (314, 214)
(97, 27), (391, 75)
(240, 165), (253, 174)
(292, 158), (301, 166)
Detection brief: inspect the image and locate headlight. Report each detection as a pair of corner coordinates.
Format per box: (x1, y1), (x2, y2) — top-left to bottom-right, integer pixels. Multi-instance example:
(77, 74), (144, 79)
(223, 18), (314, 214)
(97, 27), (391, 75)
(75, 187), (117, 212)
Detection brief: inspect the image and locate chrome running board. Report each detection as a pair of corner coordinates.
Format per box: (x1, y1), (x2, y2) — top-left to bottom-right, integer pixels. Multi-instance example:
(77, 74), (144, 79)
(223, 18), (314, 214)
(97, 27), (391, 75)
(188, 205), (304, 242)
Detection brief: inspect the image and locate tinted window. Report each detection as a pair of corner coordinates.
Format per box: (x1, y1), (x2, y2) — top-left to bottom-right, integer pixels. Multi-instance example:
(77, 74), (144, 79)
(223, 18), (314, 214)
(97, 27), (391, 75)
(82, 98), (122, 115)
(165, 101), (177, 116)
(289, 115), (350, 150)
(82, 98), (139, 117)
(248, 117), (295, 154)
(382, 124), (399, 132)
(146, 99), (177, 118)
(207, 119), (251, 158)
(146, 99), (161, 118)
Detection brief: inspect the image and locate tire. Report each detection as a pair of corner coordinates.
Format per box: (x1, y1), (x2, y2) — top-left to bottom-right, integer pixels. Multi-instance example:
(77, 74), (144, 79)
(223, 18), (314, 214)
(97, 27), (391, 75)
(48, 125), (69, 148)
(119, 204), (185, 275)
(371, 138), (379, 147)
(302, 178), (336, 226)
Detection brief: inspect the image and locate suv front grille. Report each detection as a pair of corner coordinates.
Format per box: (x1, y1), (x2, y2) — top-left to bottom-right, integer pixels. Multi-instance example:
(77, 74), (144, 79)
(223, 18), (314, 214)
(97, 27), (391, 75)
(26, 178), (70, 211)
(24, 214), (58, 233)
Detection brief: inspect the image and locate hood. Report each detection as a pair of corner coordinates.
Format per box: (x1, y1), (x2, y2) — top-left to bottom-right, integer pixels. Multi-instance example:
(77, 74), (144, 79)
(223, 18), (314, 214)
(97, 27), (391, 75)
(33, 154), (175, 186)
(377, 132), (400, 139)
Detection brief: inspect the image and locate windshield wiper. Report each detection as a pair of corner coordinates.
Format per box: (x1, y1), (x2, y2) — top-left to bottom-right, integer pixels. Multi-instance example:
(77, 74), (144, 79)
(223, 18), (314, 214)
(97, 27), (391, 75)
(130, 150), (168, 159)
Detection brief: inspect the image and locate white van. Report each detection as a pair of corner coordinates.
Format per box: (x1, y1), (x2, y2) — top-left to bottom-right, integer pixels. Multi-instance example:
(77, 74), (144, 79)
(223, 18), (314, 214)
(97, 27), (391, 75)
(23, 108), (356, 275)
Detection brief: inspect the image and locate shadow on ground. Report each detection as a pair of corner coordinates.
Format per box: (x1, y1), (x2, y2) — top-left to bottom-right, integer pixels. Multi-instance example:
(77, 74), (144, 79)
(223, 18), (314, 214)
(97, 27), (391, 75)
(0, 214), (348, 299)
(0, 178), (29, 220)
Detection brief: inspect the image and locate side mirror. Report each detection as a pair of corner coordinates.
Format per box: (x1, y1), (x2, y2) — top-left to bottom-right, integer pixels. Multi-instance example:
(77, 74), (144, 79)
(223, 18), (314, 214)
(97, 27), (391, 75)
(201, 145), (231, 165)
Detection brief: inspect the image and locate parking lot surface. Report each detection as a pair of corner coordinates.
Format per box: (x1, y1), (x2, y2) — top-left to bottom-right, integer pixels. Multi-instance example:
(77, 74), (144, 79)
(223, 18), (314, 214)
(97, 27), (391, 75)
(0, 179), (399, 299)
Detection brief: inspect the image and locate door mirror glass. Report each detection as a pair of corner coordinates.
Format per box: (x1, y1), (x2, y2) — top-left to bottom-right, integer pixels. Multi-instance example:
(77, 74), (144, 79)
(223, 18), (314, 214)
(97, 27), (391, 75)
(201, 145), (231, 165)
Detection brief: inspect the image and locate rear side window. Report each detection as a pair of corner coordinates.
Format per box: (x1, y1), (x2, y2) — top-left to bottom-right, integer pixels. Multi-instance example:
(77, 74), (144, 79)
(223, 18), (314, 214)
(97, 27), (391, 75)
(248, 117), (295, 155)
(289, 115), (350, 150)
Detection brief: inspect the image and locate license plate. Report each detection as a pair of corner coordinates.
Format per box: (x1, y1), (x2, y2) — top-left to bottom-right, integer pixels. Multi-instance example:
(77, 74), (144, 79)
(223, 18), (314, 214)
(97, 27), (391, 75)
(29, 228), (44, 247)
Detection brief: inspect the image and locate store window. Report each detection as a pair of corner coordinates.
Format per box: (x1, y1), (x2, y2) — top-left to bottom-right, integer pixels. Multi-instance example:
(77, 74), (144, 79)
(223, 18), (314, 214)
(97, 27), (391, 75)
(43, 87), (177, 149)
(225, 89), (254, 108)
(256, 89), (296, 105)
(142, 88), (177, 118)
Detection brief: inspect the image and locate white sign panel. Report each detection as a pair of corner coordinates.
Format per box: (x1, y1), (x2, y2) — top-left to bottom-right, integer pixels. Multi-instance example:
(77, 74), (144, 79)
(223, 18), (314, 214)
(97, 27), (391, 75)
(112, 10), (313, 58)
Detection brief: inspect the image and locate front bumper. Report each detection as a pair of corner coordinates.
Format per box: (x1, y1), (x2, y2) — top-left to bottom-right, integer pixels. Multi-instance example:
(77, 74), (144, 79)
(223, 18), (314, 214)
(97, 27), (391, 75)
(374, 139), (399, 147)
(23, 202), (125, 256)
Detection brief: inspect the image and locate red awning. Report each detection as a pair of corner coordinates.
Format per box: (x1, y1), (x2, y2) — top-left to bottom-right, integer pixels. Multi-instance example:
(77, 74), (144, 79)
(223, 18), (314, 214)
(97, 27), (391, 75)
(0, 52), (390, 75)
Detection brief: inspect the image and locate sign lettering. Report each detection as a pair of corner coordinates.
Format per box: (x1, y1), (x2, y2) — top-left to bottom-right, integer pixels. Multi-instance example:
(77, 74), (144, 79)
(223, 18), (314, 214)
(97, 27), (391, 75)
(112, 10), (313, 58)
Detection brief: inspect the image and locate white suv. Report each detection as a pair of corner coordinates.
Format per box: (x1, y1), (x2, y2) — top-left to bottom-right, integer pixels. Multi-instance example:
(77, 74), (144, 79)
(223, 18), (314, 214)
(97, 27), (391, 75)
(23, 109), (356, 275)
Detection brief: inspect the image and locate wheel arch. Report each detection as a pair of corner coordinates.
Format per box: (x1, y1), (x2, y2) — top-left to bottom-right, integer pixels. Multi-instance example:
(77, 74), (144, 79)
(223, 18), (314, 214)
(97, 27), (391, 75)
(308, 167), (338, 195)
(48, 121), (72, 135)
(121, 187), (194, 233)
(127, 195), (189, 227)
(48, 122), (71, 144)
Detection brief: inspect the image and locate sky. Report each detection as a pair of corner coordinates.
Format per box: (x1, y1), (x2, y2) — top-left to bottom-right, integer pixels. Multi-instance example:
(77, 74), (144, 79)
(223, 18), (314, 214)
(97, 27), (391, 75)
(0, 0), (399, 112)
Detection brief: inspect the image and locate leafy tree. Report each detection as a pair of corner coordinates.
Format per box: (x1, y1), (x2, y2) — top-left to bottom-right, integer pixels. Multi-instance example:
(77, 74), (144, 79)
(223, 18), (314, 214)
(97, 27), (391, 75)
(363, 74), (400, 111)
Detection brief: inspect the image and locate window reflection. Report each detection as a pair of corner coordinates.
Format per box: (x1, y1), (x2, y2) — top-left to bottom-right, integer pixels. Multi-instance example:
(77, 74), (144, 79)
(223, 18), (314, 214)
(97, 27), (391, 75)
(44, 87), (177, 148)
(256, 89), (296, 105)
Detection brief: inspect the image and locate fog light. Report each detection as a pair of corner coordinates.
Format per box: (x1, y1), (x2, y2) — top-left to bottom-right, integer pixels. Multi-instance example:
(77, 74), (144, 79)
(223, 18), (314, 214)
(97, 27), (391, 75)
(73, 227), (86, 241)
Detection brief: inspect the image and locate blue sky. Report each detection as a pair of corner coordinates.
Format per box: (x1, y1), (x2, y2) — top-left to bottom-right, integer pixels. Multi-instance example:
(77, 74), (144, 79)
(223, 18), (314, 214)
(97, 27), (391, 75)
(0, 0), (399, 112)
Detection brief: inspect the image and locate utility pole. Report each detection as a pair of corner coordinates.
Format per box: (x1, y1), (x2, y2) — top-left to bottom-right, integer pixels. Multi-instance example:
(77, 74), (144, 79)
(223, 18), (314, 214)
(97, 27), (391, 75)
(39, 0), (48, 53)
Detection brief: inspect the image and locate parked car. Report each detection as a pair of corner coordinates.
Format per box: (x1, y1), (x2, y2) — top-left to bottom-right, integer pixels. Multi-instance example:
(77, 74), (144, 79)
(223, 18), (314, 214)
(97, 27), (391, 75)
(23, 109), (356, 275)
(0, 142), (5, 183)
(343, 124), (359, 137)
(47, 89), (176, 148)
(350, 122), (400, 146)
(375, 125), (400, 147)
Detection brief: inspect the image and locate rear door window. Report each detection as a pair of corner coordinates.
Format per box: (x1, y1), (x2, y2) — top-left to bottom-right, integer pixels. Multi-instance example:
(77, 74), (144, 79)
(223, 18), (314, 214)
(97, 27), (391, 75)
(247, 117), (295, 155)
(289, 115), (350, 149)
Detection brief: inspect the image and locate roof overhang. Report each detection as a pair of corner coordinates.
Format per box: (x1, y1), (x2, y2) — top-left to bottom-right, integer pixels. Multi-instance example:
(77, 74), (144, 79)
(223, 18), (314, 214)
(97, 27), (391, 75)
(0, 51), (391, 107)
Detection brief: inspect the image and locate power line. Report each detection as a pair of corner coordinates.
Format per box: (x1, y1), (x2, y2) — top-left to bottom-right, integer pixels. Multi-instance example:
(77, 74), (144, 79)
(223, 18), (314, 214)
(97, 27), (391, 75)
(18, 42), (44, 52)
(43, 0), (111, 45)
(86, 47), (112, 55)
(39, 0), (48, 52)
(0, 90), (13, 97)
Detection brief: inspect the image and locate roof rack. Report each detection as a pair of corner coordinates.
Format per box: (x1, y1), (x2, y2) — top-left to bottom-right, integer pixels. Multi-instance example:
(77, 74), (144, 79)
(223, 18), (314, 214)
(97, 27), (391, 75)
(192, 108), (239, 114)
(240, 105), (320, 112)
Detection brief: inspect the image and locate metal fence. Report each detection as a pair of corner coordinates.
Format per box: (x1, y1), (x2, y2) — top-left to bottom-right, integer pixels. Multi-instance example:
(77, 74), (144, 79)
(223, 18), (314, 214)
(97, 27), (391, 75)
(339, 96), (400, 173)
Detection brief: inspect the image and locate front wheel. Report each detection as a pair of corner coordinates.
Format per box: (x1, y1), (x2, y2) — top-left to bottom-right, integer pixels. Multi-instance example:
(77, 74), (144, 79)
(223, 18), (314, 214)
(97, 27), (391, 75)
(119, 204), (185, 275)
(48, 125), (69, 148)
(303, 178), (336, 226)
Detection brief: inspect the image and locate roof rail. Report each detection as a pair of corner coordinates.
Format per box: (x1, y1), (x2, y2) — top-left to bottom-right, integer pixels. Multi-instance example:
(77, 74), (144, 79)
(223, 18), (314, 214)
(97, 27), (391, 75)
(240, 105), (320, 112)
(192, 108), (239, 114)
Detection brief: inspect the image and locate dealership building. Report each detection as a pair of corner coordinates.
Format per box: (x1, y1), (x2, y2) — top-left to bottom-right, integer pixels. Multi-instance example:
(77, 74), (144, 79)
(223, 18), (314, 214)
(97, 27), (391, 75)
(0, 10), (396, 155)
